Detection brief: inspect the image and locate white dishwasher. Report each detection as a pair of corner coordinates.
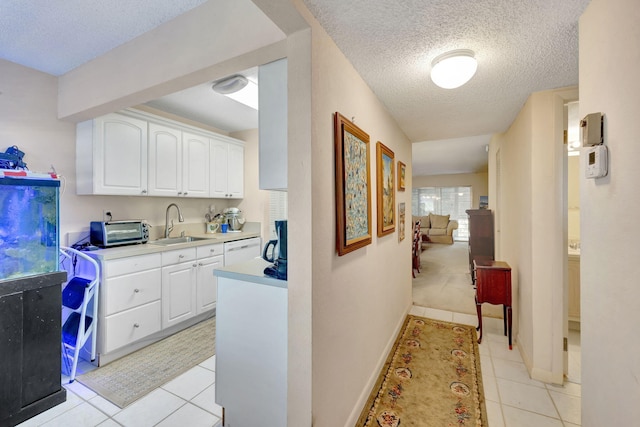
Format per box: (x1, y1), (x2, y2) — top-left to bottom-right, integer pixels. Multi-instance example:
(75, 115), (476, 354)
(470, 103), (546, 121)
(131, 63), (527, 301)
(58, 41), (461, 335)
(223, 237), (261, 266)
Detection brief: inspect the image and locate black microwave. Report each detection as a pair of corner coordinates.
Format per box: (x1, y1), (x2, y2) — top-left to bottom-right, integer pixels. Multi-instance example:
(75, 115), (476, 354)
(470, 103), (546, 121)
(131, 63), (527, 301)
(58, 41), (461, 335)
(90, 220), (149, 248)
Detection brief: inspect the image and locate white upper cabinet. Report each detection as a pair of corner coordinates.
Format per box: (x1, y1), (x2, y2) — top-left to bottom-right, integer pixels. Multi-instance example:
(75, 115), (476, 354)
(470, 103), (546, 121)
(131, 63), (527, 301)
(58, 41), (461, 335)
(148, 123), (182, 197)
(182, 132), (210, 198)
(147, 125), (210, 198)
(77, 110), (242, 199)
(210, 137), (244, 199)
(76, 113), (149, 196)
(259, 58), (287, 191)
(227, 142), (244, 198)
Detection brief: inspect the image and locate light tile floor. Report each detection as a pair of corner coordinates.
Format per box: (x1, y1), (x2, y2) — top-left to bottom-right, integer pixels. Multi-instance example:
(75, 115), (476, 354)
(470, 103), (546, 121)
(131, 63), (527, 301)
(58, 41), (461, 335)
(17, 356), (223, 427)
(19, 307), (580, 426)
(410, 305), (582, 427)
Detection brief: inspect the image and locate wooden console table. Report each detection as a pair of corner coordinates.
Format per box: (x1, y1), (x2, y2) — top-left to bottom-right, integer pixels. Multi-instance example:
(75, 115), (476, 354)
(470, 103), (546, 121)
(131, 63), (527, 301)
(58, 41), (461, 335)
(473, 260), (513, 350)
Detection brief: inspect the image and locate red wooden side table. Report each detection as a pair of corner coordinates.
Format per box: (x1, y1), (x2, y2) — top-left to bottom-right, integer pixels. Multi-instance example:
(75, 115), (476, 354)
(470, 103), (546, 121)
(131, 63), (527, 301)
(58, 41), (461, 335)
(474, 259), (513, 350)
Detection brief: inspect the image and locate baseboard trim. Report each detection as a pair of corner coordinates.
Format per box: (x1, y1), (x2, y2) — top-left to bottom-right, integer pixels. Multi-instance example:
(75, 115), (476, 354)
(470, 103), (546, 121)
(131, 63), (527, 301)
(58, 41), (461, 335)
(343, 305), (411, 427)
(518, 333), (564, 385)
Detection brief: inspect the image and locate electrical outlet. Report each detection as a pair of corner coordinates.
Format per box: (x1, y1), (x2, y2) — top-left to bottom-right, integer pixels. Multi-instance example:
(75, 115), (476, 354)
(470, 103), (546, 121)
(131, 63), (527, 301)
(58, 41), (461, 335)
(103, 210), (112, 222)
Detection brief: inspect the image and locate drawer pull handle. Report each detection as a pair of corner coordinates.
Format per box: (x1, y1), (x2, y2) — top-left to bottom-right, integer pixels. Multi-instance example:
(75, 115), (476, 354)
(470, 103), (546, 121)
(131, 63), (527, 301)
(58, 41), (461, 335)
(134, 288), (140, 293)
(133, 323), (140, 328)
(193, 263), (198, 267)
(179, 254), (184, 259)
(198, 262), (203, 267)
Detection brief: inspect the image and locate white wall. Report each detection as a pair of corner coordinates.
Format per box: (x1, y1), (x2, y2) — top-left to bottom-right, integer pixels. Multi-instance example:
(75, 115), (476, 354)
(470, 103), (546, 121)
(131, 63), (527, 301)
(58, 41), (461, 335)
(0, 59), (266, 244)
(567, 156), (580, 242)
(291, 3), (414, 425)
(413, 172), (488, 209)
(579, 0), (640, 424)
(489, 87), (577, 384)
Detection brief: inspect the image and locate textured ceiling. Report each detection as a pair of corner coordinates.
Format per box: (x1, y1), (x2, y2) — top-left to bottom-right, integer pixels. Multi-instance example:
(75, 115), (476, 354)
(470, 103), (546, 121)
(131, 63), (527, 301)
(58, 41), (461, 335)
(303, 0), (591, 174)
(0, 0), (590, 175)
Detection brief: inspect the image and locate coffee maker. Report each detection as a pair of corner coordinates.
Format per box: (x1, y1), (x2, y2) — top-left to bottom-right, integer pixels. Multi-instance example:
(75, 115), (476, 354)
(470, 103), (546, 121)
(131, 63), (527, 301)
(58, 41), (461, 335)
(262, 220), (287, 280)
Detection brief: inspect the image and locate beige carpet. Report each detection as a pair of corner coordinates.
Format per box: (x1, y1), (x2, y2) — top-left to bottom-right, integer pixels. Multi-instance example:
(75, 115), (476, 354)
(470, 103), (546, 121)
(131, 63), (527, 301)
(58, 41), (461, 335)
(356, 315), (487, 426)
(413, 242), (503, 318)
(77, 316), (216, 408)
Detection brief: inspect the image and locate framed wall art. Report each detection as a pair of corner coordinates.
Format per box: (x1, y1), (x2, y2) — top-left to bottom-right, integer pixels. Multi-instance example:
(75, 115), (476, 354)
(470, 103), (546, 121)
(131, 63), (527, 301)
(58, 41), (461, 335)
(397, 161), (406, 191)
(398, 202), (406, 241)
(376, 141), (395, 236)
(334, 112), (372, 256)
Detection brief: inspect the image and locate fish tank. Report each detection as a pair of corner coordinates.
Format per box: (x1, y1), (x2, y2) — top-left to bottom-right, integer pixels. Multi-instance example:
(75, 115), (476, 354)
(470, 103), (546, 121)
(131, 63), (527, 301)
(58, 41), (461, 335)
(0, 175), (60, 281)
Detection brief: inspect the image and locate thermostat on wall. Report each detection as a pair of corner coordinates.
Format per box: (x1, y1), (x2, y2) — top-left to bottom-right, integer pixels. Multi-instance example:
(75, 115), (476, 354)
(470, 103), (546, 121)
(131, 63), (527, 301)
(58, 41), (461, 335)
(585, 145), (608, 179)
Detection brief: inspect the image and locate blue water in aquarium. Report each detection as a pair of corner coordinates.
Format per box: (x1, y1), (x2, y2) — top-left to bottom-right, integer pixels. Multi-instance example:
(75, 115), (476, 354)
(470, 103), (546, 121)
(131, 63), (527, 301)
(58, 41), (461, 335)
(0, 178), (60, 280)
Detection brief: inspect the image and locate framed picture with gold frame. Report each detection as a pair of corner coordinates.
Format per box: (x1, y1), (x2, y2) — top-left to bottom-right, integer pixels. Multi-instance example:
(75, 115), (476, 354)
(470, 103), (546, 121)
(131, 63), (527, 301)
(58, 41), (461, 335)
(334, 112), (372, 256)
(398, 202), (406, 241)
(397, 161), (406, 191)
(376, 141), (395, 236)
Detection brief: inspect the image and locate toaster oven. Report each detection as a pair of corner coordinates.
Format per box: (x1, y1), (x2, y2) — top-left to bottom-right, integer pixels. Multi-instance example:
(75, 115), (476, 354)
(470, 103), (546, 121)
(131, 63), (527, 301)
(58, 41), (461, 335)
(90, 220), (149, 248)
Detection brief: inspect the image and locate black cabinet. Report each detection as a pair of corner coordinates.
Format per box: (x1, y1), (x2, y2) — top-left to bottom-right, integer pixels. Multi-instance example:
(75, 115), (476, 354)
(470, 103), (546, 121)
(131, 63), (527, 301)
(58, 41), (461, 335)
(1, 272), (67, 426)
(466, 209), (495, 275)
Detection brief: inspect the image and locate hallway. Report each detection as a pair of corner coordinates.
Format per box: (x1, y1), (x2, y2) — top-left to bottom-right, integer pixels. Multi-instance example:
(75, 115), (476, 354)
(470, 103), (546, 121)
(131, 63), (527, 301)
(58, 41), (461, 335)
(410, 305), (581, 426)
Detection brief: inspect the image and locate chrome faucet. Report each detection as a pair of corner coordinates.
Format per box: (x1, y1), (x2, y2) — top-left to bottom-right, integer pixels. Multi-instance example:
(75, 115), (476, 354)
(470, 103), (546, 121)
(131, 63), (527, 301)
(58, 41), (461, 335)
(165, 203), (184, 238)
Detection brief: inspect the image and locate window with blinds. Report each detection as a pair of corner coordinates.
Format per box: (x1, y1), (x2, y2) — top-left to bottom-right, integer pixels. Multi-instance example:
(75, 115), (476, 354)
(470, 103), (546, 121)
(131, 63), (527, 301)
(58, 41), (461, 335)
(268, 191), (288, 238)
(411, 186), (472, 241)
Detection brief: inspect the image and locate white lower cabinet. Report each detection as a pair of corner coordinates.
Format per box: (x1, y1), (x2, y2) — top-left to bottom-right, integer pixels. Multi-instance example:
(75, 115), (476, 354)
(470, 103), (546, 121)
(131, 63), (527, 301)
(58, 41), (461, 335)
(161, 248), (197, 329)
(99, 254), (162, 355)
(216, 275), (287, 426)
(196, 244), (224, 314)
(161, 244), (224, 327)
(103, 301), (162, 354)
(96, 243), (224, 362)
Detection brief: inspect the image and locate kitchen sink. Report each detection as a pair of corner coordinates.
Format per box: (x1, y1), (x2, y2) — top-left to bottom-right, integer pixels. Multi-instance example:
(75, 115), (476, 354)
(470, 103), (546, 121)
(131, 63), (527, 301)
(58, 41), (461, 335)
(148, 236), (212, 246)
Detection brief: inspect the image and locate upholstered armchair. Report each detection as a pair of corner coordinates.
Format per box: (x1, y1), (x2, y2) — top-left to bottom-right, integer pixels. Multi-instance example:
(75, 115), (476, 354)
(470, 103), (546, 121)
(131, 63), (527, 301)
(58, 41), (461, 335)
(412, 213), (458, 244)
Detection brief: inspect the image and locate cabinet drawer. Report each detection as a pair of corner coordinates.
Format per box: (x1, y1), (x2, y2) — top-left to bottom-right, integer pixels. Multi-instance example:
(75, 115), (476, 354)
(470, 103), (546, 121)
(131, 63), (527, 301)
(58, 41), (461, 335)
(104, 268), (161, 315)
(162, 248), (197, 266)
(197, 243), (224, 258)
(104, 253), (161, 277)
(103, 300), (161, 353)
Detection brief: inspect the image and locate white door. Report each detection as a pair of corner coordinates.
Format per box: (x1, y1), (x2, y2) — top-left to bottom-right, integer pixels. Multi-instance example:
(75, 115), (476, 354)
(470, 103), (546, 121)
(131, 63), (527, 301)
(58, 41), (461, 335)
(161, 262), (197, 329)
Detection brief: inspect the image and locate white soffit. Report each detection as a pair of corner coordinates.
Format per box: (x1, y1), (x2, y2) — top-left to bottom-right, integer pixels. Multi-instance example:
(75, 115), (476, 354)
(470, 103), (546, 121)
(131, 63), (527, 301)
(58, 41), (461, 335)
(0, 0), (209, 76)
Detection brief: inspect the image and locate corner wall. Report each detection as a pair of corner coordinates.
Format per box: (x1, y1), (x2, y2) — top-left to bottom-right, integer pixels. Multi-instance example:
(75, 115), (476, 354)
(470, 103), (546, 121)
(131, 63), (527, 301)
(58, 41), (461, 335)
(292, 3), (414, 426)
(489, 86), (576, 384)
(579, 0), (640, 424)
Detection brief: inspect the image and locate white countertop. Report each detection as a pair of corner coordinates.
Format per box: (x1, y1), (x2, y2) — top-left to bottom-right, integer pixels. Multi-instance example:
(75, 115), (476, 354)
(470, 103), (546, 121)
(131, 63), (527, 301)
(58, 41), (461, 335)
(214, 257), (288, 289)
(82, 230), (261, 260)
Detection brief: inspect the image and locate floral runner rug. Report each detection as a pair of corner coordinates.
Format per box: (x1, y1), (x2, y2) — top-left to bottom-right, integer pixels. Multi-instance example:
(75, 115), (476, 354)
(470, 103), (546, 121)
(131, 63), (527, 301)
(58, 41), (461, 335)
(356, 315), (487, 426)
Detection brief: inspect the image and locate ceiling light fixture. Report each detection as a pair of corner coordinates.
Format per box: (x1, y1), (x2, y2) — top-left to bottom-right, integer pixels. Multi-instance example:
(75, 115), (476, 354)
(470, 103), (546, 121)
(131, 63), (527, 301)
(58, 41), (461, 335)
(430, 49), (478, 89)
(212, 75), (248, 94)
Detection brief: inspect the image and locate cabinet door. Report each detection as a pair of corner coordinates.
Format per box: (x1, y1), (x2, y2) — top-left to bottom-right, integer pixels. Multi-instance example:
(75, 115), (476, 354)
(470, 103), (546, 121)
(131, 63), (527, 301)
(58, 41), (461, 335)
(210, 138), (229, 198)
(94, 113), (148, 195)
(182, 132), (210, 198)
(227, 142), (244, 198)
(148, 123), (182, 197)
(259, 58), (287, 191)
(161, 262), (197, 329)
(197, 255), (223, 314)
